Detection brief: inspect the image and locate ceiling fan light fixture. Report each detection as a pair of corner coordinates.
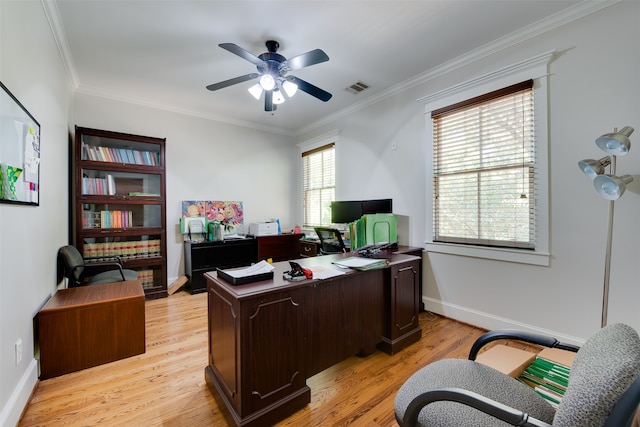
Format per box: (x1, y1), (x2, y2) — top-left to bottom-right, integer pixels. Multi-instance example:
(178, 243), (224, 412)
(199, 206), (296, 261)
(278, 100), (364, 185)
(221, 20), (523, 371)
(273, 89), (285, 105)
(259, 74), (276, 91)
(283, 80), (298, 97)
(248, 83), (263, 100)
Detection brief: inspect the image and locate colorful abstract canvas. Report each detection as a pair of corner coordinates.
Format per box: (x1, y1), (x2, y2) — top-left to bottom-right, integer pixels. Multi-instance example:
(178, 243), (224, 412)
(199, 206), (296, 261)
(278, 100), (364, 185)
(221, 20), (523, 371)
(182, 200), (244, 232)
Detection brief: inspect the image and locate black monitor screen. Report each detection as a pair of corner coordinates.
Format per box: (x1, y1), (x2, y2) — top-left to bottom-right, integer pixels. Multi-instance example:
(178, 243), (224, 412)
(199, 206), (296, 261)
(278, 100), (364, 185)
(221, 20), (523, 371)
(331, 199), (392, 224)
(331, 201), (362, 224)
(362, 199), (393, 215)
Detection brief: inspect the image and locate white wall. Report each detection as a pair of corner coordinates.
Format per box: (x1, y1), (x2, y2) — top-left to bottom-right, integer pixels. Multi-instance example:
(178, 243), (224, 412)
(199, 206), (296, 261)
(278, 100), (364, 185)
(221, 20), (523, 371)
(73, 93), (296, 283)
(0, 1), (73, 426)
(298, 1), (640, 343)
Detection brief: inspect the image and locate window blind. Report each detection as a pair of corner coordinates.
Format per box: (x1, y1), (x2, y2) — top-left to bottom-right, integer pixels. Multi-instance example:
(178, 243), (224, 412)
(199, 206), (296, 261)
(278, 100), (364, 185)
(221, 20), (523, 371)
(432, 80), (535, 249)
(302, 143), (335, 227)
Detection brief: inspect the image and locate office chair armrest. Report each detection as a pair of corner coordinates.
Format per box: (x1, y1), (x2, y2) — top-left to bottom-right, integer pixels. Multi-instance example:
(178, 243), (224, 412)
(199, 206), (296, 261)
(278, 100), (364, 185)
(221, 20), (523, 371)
(82, 261), (127, 281)
(84, 254), (124, 266)
(468, 330), (580, 361)
(401, 387), (552, 427)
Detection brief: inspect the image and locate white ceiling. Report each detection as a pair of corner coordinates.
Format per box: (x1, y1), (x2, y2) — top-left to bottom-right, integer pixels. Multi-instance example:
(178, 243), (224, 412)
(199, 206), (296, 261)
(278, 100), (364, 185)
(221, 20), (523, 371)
(50, 0), (596, 135)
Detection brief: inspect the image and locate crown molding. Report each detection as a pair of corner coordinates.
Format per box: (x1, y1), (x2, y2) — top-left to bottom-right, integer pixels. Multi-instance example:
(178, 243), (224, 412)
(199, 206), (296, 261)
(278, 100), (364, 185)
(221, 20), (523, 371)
(43, 0), (620, 136)
(296, 0), (621, 136)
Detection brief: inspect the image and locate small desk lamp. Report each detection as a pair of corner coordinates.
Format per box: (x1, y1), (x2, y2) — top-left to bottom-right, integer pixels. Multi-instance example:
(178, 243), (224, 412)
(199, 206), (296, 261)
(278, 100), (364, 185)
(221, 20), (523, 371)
(578, 126), (634, 327)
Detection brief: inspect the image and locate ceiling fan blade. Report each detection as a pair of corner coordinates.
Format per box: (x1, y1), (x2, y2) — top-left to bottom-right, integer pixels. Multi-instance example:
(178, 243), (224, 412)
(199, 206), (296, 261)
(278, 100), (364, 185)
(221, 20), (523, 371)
(219, 43), (265, 67)
(265, 90), (276, 112)
(286, 76), (332, 102)
(285, 49), (329, 70)
(206, 73), (259, 91)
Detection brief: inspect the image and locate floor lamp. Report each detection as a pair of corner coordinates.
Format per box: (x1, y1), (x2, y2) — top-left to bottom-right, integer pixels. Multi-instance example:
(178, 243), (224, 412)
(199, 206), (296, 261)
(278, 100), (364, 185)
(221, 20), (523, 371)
(578, 126), (634, 328)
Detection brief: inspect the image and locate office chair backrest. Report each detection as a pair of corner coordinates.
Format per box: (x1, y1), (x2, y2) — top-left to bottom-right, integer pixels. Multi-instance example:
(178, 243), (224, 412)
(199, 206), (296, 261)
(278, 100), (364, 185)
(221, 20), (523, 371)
(314, 227), (346, 254)
(554, 323), (640, 426)
(58, 245), (85, 285)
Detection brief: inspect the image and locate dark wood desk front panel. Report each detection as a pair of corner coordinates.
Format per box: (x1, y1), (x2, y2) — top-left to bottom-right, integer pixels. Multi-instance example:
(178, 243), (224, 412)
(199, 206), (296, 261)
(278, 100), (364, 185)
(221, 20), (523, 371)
(204, 252), (421, 427)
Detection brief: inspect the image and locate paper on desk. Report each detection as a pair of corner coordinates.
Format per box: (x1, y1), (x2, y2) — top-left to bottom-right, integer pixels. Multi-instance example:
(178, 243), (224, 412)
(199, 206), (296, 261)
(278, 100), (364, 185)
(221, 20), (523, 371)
(223, 260), (275, 278)
(331, 257), (384, 269)
(307, 265), (346, 280)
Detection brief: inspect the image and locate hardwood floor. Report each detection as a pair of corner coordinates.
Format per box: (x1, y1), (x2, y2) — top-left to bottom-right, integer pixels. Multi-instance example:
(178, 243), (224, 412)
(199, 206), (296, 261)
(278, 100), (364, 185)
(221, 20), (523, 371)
(19, 290), (537, 426)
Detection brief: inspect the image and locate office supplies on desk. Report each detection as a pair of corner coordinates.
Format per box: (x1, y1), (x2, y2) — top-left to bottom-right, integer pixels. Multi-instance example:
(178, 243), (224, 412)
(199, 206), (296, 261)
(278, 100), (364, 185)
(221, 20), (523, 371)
(283, 261), (313, 281)
(216, 260), (274, 285)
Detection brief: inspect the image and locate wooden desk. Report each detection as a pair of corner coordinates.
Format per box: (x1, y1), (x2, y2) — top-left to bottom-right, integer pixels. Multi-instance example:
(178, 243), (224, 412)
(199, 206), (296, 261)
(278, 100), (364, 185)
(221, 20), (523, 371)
(38, 280), (145, 379)
(204, 252), (421, 426)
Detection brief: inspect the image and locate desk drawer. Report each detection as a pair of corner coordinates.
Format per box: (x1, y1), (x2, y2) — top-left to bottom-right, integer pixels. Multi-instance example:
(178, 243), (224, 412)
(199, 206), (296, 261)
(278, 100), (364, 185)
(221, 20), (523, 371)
(300, 240), (319, 257)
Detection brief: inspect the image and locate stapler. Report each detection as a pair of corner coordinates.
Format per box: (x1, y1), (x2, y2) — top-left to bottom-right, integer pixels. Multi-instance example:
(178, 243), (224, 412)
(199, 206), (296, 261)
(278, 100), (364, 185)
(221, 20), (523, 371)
(283, 261), (313, 281)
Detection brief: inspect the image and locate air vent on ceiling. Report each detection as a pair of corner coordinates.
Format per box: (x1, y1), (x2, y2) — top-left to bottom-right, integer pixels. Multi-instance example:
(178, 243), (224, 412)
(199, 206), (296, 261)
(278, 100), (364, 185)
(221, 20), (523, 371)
(345, 81), (370, 94)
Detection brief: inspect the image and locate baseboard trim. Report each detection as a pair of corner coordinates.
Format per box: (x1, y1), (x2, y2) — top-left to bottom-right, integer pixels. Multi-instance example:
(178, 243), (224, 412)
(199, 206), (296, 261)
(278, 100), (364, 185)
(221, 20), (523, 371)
(0, 358), (38, 427)
(423, 296), (584, 346)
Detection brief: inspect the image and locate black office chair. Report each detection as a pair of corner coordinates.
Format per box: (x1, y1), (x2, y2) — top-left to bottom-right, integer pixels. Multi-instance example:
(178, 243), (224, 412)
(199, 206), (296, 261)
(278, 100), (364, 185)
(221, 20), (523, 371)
(314, 227), (347, 255)
(58, 245), (138, 287)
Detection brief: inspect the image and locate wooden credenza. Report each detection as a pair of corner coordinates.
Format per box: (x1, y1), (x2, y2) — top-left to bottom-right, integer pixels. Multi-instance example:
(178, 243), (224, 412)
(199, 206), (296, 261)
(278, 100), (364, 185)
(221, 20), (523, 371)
(204, 252), (421, 426)
(38, 280), (145, 379)
(254, 233), (304, 262)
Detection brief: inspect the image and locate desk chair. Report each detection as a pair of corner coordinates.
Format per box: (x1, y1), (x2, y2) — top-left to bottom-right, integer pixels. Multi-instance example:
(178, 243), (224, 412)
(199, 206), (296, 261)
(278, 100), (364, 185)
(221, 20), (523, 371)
(314, 227), (347, 255)
(58, 245), (138, 287)
(395, 323), (640, 427)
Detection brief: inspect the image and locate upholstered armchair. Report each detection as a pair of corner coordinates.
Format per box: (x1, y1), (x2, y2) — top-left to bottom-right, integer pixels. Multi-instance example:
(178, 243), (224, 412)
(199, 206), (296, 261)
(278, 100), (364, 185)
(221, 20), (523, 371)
(395, 323), (640, 427)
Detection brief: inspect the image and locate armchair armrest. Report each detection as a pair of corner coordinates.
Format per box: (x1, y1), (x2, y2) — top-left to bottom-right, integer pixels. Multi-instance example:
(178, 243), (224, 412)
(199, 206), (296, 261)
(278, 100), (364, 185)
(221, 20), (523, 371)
(469, 330), (580, 361)
(402, 387), (552, 427)
(84, 254), (125, 265)
(79, 256), (127, 281)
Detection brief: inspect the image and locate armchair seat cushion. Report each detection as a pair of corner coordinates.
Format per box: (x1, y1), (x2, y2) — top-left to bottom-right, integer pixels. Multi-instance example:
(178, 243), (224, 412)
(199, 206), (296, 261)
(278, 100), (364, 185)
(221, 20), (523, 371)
(395, 359), (556, 427)
(88, 269), (138, 285)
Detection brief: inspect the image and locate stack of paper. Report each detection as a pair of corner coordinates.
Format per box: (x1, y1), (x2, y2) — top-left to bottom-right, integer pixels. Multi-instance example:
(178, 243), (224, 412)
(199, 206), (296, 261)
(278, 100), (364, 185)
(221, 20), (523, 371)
(331, 257), (388, 271)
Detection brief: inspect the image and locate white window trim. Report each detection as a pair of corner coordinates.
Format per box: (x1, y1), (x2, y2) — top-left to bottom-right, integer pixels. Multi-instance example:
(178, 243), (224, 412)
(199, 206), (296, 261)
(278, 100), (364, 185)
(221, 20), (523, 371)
(418, 51), (554, 266)
(297, 130), (341, 230)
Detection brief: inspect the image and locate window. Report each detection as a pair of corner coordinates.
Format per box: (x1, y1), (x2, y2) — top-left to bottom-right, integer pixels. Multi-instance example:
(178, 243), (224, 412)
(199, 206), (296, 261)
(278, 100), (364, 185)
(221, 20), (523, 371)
(432, 80), (535, 249)
(302, 143), (335, 227)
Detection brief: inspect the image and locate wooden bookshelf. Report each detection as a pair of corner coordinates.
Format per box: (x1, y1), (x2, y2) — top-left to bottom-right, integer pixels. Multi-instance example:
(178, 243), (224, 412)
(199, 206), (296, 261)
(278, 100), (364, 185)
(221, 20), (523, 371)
(72, 126), (167, 299)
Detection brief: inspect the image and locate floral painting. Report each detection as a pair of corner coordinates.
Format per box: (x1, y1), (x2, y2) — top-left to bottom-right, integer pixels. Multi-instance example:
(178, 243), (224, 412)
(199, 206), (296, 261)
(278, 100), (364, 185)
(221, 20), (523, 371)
(182, 200), (244, 232)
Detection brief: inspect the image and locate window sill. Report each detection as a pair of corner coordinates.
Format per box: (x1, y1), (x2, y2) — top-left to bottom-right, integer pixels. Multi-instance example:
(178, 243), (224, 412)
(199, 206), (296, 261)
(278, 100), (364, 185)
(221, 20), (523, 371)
(424, 242), (550, 266)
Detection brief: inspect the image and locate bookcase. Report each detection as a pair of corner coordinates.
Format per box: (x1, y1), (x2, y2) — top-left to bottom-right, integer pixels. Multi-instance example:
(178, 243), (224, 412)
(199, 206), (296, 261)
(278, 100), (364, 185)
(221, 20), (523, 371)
(72, 126), (167, 299)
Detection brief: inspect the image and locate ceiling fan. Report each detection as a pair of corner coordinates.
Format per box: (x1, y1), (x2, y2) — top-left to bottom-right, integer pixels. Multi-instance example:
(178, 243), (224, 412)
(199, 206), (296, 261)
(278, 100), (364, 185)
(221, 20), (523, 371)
(206, 40), (332, 112)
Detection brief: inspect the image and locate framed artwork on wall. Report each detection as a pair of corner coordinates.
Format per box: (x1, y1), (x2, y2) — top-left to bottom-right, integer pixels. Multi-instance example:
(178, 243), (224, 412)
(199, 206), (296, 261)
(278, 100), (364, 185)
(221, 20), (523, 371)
(0, 81), (40, 205)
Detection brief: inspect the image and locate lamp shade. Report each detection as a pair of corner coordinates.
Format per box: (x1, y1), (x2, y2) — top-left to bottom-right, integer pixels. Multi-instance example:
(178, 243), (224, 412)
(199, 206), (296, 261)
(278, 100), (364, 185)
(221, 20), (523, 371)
(593, 174), (634, 200)
(248, 83), (263, 100)
(578, 156), (611, 179)
(595, 126), (634, 156)
(283, 80), (298, 97)
(273, 89), (285, 105)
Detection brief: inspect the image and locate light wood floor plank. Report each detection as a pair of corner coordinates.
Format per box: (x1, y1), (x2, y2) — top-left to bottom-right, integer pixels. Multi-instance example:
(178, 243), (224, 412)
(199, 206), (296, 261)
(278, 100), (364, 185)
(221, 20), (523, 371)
(19, 290), (538, 426)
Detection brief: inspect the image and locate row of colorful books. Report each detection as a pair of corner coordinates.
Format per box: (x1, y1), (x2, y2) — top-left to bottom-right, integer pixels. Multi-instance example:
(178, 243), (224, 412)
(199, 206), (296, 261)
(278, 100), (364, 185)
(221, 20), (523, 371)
(518, 356), (570, 408)
(83, 240), (162, 260)
(81, 175), (116, 196)
(138, 269), (159, 289)
(86, 210), (134, 229)
(82, 141), (160, 166)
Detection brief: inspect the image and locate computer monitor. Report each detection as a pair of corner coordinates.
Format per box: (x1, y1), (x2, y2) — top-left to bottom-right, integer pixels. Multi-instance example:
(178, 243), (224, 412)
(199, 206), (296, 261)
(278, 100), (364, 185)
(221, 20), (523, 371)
(331, 198), (392, 224)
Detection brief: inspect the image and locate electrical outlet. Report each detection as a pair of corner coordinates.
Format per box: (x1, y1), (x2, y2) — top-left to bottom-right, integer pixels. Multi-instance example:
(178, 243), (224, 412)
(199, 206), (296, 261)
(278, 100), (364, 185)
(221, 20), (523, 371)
(15, 339), (22, 365)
